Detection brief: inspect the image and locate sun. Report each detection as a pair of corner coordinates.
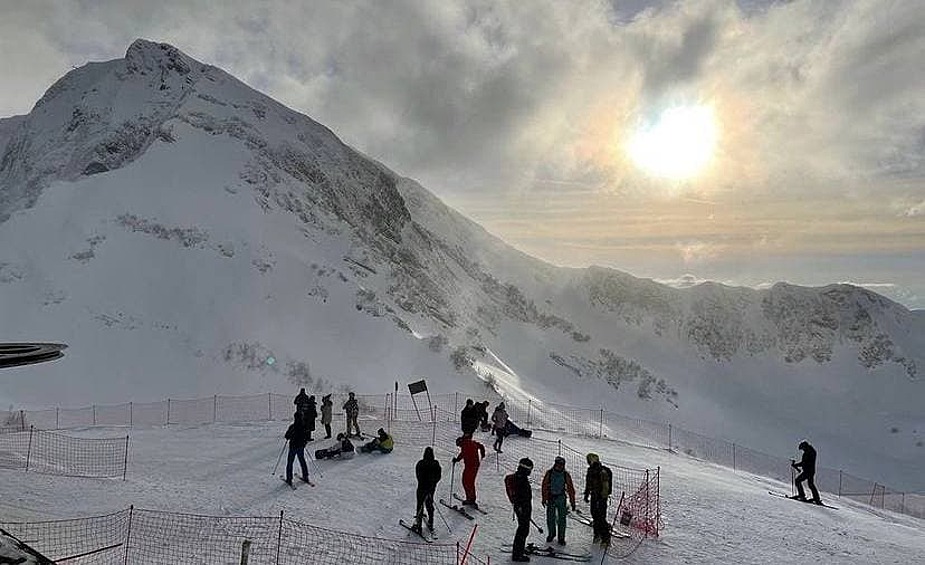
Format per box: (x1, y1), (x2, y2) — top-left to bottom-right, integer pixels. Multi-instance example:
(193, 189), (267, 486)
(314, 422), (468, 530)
(627, 105), (718, 180)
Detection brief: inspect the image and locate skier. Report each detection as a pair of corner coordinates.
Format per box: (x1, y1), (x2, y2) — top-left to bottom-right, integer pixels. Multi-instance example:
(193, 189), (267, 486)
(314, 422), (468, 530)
(304, 395), (318, 441)
(360, 428), (394, 454)
(791, 440), (822, 504)
(343, 392), (361, 437)
(413, 446), (442, 534)
(320, 394), (333, 439)
(583, 453), (612, 545)
(491, 403), (509, 452)
(541, 456), (577, 545)
(460, 399), (478, 435)
(508, 457), (535, 562)
(283, 412), (310, 486)
(294, 388), (311, 419)
(453, 433), (486, 507)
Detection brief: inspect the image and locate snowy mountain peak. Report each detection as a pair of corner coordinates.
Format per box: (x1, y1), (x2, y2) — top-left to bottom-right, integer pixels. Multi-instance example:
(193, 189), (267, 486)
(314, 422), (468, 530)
(124, 39), (197, 77)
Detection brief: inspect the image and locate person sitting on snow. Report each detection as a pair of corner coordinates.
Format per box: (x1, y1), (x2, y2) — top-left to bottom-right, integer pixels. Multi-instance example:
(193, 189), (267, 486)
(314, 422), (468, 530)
(360, 428), (394, 453)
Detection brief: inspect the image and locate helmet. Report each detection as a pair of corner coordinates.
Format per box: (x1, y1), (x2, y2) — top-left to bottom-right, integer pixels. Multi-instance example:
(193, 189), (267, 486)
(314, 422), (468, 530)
(586, 453), (600, 465)
(518, 457), (534, 472)
(554, 456), (566, 467)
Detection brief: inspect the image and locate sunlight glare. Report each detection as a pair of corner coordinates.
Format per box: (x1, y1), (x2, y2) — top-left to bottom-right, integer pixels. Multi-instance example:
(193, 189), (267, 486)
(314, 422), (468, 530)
(628, 105), (718, 180)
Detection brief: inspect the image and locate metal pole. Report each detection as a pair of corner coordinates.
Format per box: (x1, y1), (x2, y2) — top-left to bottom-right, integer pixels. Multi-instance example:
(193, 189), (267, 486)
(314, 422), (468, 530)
(527, 400), (533, 426)
(240, 539), (252, 565)
(130, 402), (133, 428)
(273, 439), (287, 476)
(20, 410), (25, 432)
(598, 408), (603, 439)
(732, 444), (736, 472)
(93, 405), (97, 426)
(839, 470), (843, 497)
(268, 393), (272, 421)
(123, 506), (134, 565)
(454, 392), (459, 421)
(56, 407), (59, 430)
(213, 395), (218, 423)
(645, 469), (650, 538)
(25, 426), (33, 472)
(166, 398), (171, 426)
(668, 424), (672, 452)
(123, 436), (130, 481)
(275, 510), (284, 565)
(558, 439), (562, 457)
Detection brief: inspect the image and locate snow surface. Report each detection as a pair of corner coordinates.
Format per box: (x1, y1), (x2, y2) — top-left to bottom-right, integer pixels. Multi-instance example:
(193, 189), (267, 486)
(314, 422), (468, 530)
(1, 418), (923, 564)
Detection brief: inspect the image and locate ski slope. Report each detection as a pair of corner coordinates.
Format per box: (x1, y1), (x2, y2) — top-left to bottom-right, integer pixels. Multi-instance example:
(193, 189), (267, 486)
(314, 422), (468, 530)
(1, 417), (923, 563)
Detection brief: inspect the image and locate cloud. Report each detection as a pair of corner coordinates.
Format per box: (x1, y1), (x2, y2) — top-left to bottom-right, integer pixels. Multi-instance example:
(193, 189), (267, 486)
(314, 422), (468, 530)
(902, 200), (925, 217)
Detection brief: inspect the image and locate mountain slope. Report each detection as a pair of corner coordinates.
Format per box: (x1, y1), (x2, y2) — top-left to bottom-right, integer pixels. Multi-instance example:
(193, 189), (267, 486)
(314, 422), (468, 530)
(0, 40), (922, 489)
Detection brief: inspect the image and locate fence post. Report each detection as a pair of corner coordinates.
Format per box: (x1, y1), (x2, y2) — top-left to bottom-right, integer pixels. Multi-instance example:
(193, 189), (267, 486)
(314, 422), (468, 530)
(598, 408), (604, 439)
(732, 443), (736, 472)
(20, 410), (25, 432)
(656, 466), (661, 537)
(240, 539), (252, 565)
(668, 423), (672, 452)
(93, 405), (97, 426)
(454, 392), (459, 421)
(123, 436), (130, 481)
(527, 399), (533, 426)
(213, 395), (218, 423)
(123, 505), (134, 565)
(130, 402), (133, 428)
(166, 398), (171, 426)
(268, 393), (272, 421)
(25, 426), (33, 472)
(645, 469), (650, 539)
(557, 439), (562, 457)
(56, 407), (59, 430)
(901, 492), (905, 514)
(276, 510), (284, 565)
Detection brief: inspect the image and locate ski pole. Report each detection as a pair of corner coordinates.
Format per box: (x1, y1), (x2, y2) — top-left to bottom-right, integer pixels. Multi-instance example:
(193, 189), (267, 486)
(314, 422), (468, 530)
(272, 439), (288, 476)
(530, 517), (544, 534)
(449, 460), (457, 499)
(433, 494), (452, 533)
(790, 461), (795, 497)
(307, 448), (324, 479)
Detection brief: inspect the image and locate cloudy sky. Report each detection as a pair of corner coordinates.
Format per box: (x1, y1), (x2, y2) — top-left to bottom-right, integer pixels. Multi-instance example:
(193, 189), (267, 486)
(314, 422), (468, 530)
(2, 0), (923, 308)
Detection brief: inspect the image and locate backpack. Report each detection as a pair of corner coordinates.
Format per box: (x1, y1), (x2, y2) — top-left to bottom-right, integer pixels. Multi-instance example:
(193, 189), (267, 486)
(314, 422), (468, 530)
(504, 473), (517, 504)
(601, 465), (613, 497)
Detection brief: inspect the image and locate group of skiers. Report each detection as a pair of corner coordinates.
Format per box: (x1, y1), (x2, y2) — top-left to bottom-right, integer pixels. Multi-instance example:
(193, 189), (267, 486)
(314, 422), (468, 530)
(283, 389), (393, 486)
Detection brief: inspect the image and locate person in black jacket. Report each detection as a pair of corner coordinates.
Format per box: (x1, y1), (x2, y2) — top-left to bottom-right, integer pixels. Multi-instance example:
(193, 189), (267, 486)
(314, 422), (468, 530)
(510, 457), (534, 562)
(791, 440), (821, 504)
(294, 388), (311, 418)
(304, 395), (318, 441)
(460, 399), (478, 434)
(413, 447), (442, 533)
(283, 412), (310, 485)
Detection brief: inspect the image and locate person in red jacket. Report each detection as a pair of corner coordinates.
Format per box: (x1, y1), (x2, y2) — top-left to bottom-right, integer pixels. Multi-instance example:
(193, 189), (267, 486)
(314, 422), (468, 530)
(453, 433), (486, 507)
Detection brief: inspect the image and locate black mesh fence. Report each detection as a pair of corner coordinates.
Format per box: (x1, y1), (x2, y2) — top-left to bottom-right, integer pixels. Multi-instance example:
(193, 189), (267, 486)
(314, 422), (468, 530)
(0, 428), (128, 478)
(1, 509), (130, 564)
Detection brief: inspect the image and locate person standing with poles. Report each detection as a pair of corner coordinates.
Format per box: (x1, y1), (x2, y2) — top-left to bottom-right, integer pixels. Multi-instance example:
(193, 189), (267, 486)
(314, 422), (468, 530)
(343, 392), (361, 437)
(283, 412), (311, 486)
(453, 433), (486, 507)
(583, 453), (612, 545)
(413, 446), (442, 534)
(294, 388), (310, 418)
(505, 457), (535, 562)
(320, 394), (333, 439)
(542, 456), (577, 546)
(791, 440), (822, 504)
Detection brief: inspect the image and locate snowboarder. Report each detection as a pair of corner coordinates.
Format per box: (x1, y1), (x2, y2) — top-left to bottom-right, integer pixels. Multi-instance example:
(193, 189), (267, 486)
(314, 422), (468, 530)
(294, 388), (311, 419)
(360, 428), (394, 454)
(315, 433), (355, 460)
(413, 446), (442, 533)
(791, 440), (821, 504)
(491, 403), (509, 452)
(283, 412), (311, 486)
(320, 394), (333, 439)
(542, 456), (577, 545)
(453, 433), (486, 507)
(583, 453), (612, 545)
(343, 392), (361, 437)
(508, 457), (535, 562)
(460, 399), (478, 435)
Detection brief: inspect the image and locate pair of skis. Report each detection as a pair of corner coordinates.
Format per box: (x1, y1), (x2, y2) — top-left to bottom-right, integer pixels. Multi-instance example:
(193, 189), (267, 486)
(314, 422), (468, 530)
(768, 491), (838, 509)
(566, 512), (631, 539)
(500, 543), (592, 562)
(398, 519), (436, 543)
(279, 475), (316, 489)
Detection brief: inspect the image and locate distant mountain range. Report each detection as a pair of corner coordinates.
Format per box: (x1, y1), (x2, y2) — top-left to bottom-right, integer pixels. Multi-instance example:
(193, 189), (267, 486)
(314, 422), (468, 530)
(1, 40), (922, 489)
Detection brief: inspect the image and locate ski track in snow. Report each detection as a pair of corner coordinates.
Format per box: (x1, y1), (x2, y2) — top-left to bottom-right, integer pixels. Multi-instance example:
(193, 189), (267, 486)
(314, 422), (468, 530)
(1, 420), (923, 564)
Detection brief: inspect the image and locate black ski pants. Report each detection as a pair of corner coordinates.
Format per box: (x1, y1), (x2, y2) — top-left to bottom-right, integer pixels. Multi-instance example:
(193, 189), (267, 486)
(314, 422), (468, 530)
(415, 488), (435, 526)
(795, 471), (820, 502)
(590, 496), (610, 543)
(512, 504), (532, 558)
(286, 446), (308, 482)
